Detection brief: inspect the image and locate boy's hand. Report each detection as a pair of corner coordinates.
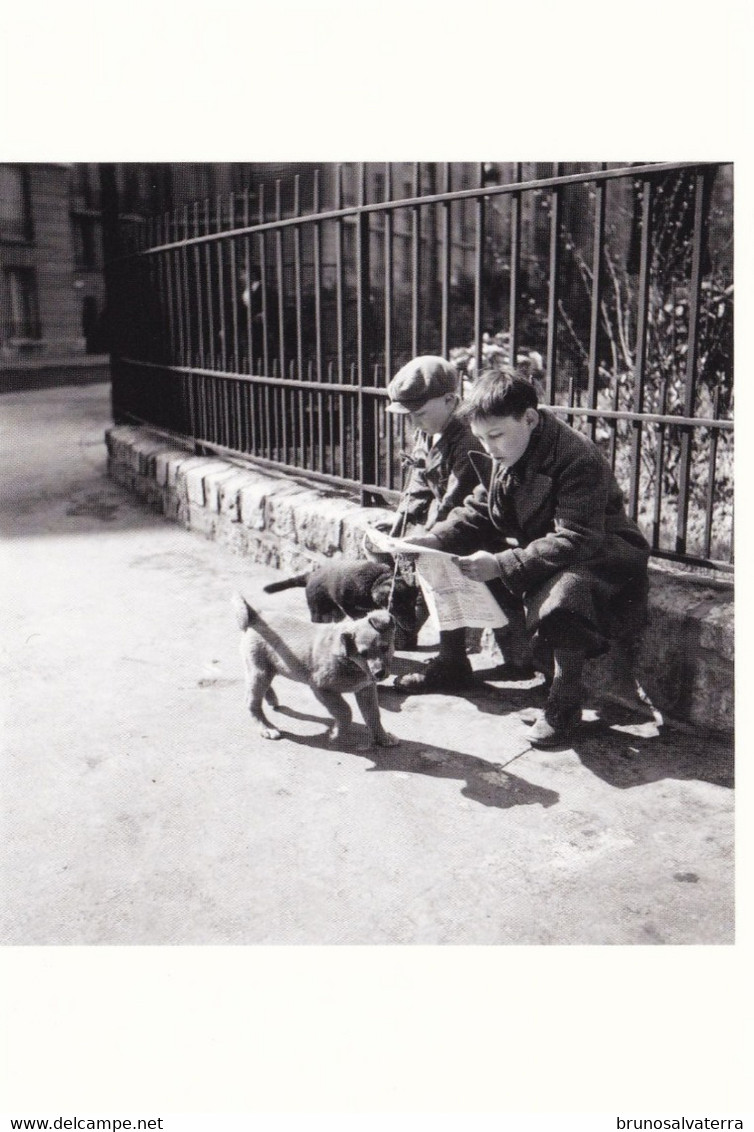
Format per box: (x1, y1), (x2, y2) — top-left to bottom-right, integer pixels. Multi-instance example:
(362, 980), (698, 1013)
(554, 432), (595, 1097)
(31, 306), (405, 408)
(456, 550), (501, 582)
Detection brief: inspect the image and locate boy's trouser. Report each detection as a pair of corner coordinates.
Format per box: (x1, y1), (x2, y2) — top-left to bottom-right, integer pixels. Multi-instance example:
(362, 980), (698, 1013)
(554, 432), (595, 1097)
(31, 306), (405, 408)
(486, 566), (648, 661)
(435, 627), (468, 661)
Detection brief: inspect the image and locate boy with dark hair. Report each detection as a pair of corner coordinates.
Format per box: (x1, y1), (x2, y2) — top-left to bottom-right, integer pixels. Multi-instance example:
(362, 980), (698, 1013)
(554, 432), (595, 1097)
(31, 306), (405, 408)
(383, 355), (485, 688)
(406, 368), (650, 747)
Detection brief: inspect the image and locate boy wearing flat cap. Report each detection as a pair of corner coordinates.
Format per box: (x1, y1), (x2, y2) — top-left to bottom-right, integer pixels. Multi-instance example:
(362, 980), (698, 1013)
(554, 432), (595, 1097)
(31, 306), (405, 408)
(384, 355), (485, 690)
(405, 368), (650, 747)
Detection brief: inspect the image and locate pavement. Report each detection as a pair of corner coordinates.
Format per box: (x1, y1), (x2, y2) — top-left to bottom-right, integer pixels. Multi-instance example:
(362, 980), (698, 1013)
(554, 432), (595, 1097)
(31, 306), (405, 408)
(0, 382), (735, 944)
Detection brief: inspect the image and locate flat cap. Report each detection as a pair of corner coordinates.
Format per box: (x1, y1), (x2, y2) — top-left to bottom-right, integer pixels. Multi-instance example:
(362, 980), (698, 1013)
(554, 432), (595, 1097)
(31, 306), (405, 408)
(386, 355), (459, 414)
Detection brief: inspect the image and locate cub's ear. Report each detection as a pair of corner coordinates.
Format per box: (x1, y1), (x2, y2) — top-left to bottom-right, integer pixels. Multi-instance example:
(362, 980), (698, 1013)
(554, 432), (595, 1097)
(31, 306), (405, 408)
(337, 630), (356, 657)
(368, 611), (394, 632)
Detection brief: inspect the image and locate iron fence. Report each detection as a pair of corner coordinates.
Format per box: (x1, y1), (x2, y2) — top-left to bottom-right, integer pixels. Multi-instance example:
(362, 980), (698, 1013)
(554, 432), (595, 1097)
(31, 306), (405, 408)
(105, 161), (733, 571)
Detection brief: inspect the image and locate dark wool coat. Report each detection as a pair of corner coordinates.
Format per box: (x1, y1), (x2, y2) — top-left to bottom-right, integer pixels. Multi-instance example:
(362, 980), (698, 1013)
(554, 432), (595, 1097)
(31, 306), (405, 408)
(391, 412), (486, 535)
(429, 409), (650, 652)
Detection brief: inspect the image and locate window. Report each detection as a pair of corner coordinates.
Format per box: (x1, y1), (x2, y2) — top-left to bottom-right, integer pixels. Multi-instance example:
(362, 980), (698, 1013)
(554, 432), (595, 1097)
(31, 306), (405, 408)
(5, 268), (41, 338)
(0, 165), (33, 241)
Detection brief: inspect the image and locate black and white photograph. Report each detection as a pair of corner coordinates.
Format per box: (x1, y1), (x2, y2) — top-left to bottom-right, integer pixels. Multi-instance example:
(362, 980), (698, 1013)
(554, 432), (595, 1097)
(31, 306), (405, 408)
(2, 159), (735, 946)
(1, 1), (749, 1126)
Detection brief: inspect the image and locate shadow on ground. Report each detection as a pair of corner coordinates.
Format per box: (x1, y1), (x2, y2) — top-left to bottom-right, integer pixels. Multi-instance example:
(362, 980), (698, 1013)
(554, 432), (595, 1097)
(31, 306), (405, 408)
(379, 655), (734, 794)
(266, 705), (557, 810)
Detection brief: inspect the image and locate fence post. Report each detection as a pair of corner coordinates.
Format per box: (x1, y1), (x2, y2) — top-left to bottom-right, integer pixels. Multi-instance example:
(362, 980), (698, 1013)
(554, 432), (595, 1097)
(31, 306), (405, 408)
(357, 163), (379, 505)
(545, 161), (561, 404)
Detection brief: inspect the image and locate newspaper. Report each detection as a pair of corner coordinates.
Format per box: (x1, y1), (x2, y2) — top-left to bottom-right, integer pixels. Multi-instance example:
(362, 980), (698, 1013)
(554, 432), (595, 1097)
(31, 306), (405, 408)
(365, 530), (507, 632)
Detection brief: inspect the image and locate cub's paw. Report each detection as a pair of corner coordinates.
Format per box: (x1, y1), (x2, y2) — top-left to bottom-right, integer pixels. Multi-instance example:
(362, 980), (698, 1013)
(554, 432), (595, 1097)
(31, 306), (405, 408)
(260, 725), (283, 740)
(372, 731), (400, 748)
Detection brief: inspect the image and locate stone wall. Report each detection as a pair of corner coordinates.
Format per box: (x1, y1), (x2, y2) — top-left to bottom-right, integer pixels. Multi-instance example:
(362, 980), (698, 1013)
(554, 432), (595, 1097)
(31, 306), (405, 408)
(107, 424), (734, 735)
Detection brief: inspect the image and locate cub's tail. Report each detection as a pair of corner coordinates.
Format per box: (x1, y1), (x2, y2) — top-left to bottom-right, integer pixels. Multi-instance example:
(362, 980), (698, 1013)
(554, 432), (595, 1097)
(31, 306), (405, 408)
(263, 572), (310, 594)
(232, 592), (258, 632)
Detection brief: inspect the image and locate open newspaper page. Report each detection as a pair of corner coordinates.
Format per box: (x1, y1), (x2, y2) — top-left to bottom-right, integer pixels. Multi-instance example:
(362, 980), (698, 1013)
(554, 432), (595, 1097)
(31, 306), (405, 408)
(366, 530), (507, 632)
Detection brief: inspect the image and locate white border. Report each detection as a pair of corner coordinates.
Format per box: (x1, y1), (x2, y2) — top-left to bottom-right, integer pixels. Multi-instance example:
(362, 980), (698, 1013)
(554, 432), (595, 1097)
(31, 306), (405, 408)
(2, 0), (751, 1118)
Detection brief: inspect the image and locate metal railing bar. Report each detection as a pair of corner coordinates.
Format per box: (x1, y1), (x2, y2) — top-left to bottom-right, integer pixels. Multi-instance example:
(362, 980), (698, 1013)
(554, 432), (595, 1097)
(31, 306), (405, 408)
(608, 363), (621, 470)
(274, 181), (287, 461)
(473, 164), (484, 376)
(703, 387), (722, 558)
(312, 171), (324, 473)
(293, 173), (304, 383)
(356, 162), (370, 495)
(441, 162), (450, 359)
(335, 165), (345, 386)
(586, 167), (606, 441)
(115, 358), (733, 427)
(180, 205), (191, 369)
(173, 215), (185, 366)
(229, 193), (240, 376)
(411, 162), (420, 358)
(216, 196), (228, 374)
(203, 199), (215, 370)
(647, 547), (732, 574)
(192, 202), (204, 371)
(628, 177), (653, 520)
(293, 176), (305, 465)
(545, 402), (732, 430)
(258, 185), (271, 458)
(545, 163), (561, 403)
(675, 169), (707, 555)
(383, 163), (394, 487)
(243, 190), (253, 378)
(119, 161), (718, 259)
(651, 378), (668, 549)
(509, 162), (522, 366)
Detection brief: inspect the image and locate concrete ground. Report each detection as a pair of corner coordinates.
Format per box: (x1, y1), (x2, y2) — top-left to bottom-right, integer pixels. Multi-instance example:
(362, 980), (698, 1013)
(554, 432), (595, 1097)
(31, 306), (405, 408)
(0, 382), (734, 944)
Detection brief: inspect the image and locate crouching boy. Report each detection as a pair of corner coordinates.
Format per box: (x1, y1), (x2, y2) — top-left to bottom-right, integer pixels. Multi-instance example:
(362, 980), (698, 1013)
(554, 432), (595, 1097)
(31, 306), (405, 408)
(407, 368), (650, 747)
(382, 355), (485, 682)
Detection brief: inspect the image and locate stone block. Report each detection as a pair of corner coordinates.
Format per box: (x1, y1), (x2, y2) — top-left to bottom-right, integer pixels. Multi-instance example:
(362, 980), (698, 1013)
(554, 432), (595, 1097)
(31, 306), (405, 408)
(185, 504), (219, 539)
(106, 426), (142, 464)
(288, 490), (335, 548)
(152, 450), (183, 487)
(215, 519), (251, 557)
(132, 437), (172, 476)
(292, 496), (352, 556)
(165, 454), (190, 489)
(239, 481), (270, 531)
(340, 505), (394, 559)
(163, 489), (184, 522)
(265, 485), (313, 540)
(201, 467), (239, 512)
(179, 460), (232, 506)
(218, 472), (259, 522)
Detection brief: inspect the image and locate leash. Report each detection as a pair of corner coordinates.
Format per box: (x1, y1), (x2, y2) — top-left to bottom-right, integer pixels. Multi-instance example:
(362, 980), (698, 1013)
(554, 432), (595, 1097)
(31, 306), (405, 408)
(385, 444), (421, 618)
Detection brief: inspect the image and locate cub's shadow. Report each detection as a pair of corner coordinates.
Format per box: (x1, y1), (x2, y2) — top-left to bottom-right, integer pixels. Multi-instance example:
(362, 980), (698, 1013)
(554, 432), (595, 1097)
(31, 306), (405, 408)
(270, 706), (557, 811)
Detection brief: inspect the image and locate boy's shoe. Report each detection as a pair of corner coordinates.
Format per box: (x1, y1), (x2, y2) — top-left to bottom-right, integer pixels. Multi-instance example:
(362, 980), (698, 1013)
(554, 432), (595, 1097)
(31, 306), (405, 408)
(394, 655), (476, 693)
(527, 701), (582, 749)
